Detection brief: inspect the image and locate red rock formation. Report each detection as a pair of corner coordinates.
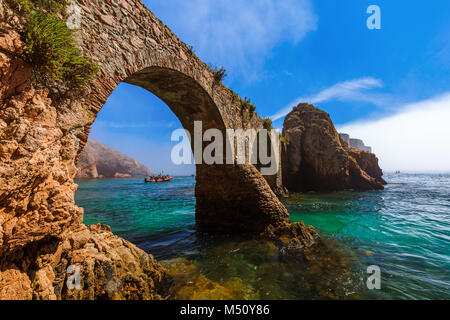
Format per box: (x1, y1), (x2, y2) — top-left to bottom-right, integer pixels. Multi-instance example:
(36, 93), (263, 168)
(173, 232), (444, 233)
(0, 224), (167, 300)
(345, 147), (387, 185)
(0, 30), (32, 100)
(282, 103), (385, 192)
(0, 3), (166, 300)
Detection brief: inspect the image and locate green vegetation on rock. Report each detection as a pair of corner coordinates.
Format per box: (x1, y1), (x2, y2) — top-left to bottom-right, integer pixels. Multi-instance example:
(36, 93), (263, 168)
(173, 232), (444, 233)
(15, 0), (98, 85)
(240, 97), (257, 125)
(279, 134), (289, 145)
(263, 118), (273, 131)
(209, 64), (227, 85)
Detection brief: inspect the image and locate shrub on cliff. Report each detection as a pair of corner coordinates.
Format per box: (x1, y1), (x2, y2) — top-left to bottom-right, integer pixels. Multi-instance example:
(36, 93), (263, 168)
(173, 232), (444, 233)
(263, 118), (273, 131)
(241, 97), (257, 122)
(279, 133), (289, 145)
(209, 64), (227, 85)
(24, 10), (98, 84)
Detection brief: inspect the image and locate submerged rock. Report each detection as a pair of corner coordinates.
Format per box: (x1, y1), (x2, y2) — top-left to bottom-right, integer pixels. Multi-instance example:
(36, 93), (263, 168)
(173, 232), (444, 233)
(282, 103), (386, 192)
(161, 257), (258, 300)
(161, 234), (363, 300)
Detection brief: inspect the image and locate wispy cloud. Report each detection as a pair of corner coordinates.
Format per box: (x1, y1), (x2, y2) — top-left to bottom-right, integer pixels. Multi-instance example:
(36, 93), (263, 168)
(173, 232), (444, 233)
(145, 0), (317, 80)
(270, 77), (387, 121)
(338, 93), (450, 172)
(431, 27), (450, 70)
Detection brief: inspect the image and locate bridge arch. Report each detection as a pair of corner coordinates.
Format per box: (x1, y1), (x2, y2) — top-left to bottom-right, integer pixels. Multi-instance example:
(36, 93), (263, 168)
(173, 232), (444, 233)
(70, 0), (290, 234)
(84, 65), (289, 233)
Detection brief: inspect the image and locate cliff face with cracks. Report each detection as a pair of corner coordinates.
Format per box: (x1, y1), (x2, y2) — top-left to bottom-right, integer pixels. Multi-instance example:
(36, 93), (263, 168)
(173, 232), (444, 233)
(282, 103), (386, 192)
(0, 0), (318, 299)
(0, 17), (167, 299)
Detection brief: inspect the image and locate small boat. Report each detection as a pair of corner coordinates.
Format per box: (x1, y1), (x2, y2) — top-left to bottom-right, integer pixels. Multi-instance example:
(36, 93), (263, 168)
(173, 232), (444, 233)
(144, 176), (174, 183)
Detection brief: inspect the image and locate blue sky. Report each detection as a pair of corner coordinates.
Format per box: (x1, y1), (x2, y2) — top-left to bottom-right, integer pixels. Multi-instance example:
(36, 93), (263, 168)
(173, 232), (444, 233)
(90, 0), (450, 174)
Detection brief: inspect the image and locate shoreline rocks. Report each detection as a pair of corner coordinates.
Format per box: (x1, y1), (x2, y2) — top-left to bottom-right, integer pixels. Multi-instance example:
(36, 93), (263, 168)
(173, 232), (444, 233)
(0, 224), (168, 300)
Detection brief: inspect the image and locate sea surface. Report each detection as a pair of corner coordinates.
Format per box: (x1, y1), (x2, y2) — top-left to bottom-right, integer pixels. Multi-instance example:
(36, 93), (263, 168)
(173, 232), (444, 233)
(75, 173), (450, 300)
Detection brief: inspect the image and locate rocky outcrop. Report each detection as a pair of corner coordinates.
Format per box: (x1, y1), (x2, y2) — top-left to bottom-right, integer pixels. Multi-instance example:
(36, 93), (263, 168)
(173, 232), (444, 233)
(0, 1), (166, 300)
(75, 139), (152, 179)
(0, 224), (167, 300)
(346, 148), (386, 185)
(282, 103), (386, 192)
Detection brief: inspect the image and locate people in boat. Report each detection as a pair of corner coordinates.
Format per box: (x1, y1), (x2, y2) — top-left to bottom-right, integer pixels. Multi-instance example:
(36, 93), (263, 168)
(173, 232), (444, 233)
(145, 173), (173, 182)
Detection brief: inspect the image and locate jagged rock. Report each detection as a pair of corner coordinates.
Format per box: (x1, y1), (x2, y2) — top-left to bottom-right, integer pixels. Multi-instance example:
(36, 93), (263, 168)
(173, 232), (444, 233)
(0, 30), (32, 100)
(0, 224), (167, 300)
(75, 139), (152, 179)
(282, 103), (385, 192)
(346, 148), (386, 185)
(261, 222), (319, 250)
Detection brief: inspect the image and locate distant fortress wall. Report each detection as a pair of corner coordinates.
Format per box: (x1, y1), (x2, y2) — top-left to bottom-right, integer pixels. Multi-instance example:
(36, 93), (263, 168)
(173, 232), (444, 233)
(340, 134), (373, 153)
(340, 133), (350, 145)
(349, 138), (365, 150)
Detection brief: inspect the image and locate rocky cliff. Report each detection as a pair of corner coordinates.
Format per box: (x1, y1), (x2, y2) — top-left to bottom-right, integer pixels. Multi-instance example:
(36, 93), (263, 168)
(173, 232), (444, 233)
(282, 103), (386, 192)
(0, 1), (166, 300)
(75, 139), (152, 179)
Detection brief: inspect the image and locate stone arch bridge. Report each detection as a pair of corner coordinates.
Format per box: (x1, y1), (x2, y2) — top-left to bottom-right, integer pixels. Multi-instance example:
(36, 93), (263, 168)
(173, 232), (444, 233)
(0, 0), (316, 299)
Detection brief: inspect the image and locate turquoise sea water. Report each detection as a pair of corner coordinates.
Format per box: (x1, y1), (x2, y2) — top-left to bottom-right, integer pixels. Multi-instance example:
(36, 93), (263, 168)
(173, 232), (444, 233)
(75, 173), (450, 300)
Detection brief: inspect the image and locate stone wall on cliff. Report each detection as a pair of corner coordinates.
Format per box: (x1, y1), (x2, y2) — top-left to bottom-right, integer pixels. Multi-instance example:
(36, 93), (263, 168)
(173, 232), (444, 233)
(339, 134), (373, 153)
(75, 139), (152, 178)
(282, 103), (386, 192)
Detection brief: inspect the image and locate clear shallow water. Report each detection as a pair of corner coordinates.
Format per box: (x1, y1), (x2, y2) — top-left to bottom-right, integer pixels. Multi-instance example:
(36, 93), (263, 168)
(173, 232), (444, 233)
(75, 173), (450, 300)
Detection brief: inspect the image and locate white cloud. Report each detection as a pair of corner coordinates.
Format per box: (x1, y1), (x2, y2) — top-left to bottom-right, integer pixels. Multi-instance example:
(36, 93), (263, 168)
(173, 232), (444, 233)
(145, 0), (317, 80)
(270, 77), (386, 121)
(338, 93), (450, 173)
